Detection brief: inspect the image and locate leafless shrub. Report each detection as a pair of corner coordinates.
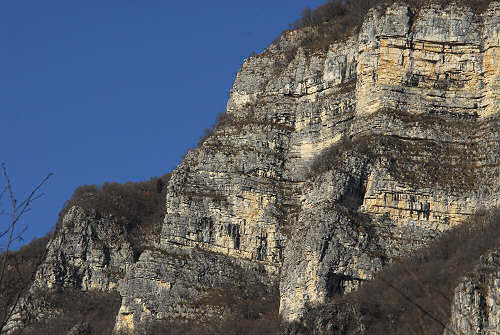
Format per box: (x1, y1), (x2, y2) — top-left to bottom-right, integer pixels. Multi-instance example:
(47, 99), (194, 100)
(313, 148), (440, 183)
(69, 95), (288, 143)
(287, 0), (494, 50)
(284, 208), (500, 334)
(22, 289), (121, 335)
(197, 112), (233, 147)
(0, 164), (52, 333)
(328, 208), (499, 334)
(57, 173), (171, 254)
(308, 135), (373, 177)
(130, 280), (280, 335)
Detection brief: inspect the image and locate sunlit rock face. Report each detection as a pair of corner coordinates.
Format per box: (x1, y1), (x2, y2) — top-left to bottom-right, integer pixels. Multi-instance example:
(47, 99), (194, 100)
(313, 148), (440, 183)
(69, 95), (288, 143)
(34, 206), (136, 291)
(4, 206), (137, 333)
(7, 2), (499, 334)
(115, 2), (500, 330)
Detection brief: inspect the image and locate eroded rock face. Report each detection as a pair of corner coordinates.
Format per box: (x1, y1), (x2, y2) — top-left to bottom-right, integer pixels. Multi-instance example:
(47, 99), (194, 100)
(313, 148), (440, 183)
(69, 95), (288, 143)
(34, 206), (135, 291)
(446, 249), (500, 335)
(4, 206), (136, 333)
(115, 247), (274, 333)
(281, 2), (500, 321)
(115, 2), (500, 330)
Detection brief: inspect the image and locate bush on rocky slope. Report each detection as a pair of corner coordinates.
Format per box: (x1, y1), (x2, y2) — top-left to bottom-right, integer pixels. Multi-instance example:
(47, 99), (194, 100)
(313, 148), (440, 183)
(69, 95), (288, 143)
(287, 0), (494, 50)
(25, 282), (280, 335)
(309, 123), (483, 192)
(1, 175), (170, 333)
(131, 290), (280, 335)
(58, 173), (171, 230)
(56, 174), (171, 253)
(285, 208), (500, 335)
(355, 208), (500, 334)
(22, 289), (121, 335)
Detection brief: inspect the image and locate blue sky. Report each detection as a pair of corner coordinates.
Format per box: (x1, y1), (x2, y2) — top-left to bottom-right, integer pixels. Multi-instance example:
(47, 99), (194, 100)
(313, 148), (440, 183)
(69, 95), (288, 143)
(1, 0), (324, 248)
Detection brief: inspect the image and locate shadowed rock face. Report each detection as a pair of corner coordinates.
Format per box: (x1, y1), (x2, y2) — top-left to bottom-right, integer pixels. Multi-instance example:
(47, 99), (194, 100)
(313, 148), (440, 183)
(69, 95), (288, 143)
(6, 2), (500, 334)
(446, 248), (500, 335)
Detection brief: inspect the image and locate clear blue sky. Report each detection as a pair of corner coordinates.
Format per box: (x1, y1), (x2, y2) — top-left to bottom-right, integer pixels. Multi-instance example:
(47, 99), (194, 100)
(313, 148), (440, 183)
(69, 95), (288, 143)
(1, 0), (324, 248)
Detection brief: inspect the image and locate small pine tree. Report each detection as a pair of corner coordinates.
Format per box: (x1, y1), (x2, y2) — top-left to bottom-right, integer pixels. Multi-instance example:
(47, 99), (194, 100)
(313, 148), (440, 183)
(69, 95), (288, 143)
(156, 178), (164, 193)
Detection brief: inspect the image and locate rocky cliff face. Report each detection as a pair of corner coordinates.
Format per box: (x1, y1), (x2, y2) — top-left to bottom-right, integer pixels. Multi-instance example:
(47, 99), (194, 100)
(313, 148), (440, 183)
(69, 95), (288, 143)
(446, 248), (500, 335)
(3, 206), (136, 333)
(7, 1), (500, 334)
(279, 2), (500, 321)
(116, 1), (499, 330)
(35, 206), (136, 291)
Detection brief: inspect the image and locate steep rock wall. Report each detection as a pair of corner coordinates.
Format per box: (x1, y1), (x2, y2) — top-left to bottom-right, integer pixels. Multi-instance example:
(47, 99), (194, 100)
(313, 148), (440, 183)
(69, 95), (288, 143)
(116, 2), (500, 330)
(446, 249), (500, 335)
(4, 206), (136, 333)
(280, 2), (500, 320)
(34, 206), (135, 291)
(8, 2), (499, 333)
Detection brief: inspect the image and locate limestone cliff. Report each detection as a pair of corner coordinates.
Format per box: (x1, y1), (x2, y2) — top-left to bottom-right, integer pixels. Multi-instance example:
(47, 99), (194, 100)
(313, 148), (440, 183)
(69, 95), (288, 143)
(3, 206), (136, 333)
(116, 1), (500, 331)
(446, 248), (500, 335)
(35, 206), (136, 291)
(5, 1), (500, 334)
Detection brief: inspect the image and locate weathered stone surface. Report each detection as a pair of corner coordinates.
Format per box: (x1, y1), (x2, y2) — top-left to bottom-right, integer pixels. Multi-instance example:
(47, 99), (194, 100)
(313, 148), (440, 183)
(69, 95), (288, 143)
(446, 249), (500, 335)
(115, 247), (275, 333)
(3, 206), (136, 333)
(279, 2), (500, 321)
(34, 206), (135, 291)
(116, 1), (500, 330)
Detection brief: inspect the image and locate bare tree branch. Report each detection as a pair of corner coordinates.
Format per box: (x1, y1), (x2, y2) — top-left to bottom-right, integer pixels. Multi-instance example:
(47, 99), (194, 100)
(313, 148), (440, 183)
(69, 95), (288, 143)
(0, 163), (52, 333)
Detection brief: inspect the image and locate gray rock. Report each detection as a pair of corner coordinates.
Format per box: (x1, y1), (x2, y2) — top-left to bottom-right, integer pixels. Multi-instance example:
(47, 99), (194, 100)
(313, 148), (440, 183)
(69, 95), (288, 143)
(67, 322), (91, 335)
(446, 249), (500, 335)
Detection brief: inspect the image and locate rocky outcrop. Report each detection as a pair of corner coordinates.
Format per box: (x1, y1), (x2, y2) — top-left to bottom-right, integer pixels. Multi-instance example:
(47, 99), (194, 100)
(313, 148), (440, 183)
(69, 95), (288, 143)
(34, 206), (136, 291)
(3, 206), (136, 332)
(115, 247), (275, 333)
(446, 249), (500, 335)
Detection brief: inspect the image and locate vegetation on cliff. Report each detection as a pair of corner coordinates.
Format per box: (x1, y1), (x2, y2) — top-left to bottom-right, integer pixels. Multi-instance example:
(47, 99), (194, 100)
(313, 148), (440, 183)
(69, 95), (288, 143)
(288, 208), (500, 335)
(0, 235), (51, 333)
(58, 173), (171, 230)
(1, 174), (170, 334)
(3, 0), (499, 334)
(56, 173), (171, 254)
(130, 282), (280, 335)
(0, 164), (52, 333)
(22, 289), (121, 335)
(286, 0), (494, 50)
